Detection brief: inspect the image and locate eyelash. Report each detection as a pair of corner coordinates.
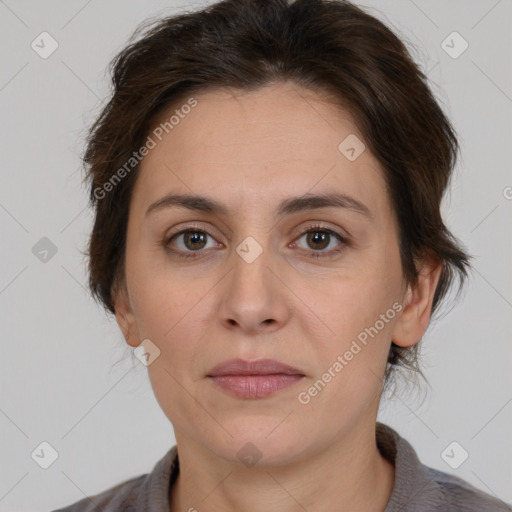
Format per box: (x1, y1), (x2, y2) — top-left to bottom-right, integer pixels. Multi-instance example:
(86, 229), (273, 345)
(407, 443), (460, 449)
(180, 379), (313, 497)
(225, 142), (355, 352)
(163, 223), (349, 260)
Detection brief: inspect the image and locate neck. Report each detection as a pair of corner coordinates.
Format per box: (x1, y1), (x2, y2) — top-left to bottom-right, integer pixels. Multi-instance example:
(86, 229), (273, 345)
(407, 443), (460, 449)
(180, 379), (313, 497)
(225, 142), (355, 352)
(169, 421), (395, 512)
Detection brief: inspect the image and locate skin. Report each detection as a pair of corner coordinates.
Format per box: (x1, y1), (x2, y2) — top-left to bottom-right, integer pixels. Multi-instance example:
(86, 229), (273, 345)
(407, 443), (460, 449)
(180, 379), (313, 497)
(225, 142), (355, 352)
(114, 81), (442, 512)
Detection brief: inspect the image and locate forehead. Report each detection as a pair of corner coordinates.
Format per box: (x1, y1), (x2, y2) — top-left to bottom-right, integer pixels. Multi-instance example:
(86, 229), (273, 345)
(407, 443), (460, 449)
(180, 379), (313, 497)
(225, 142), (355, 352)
(132, 82), (390, 219)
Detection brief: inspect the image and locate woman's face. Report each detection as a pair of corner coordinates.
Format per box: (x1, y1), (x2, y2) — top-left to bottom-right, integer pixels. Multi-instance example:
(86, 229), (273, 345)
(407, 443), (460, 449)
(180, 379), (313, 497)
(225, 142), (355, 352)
(115, 82), (424, 465)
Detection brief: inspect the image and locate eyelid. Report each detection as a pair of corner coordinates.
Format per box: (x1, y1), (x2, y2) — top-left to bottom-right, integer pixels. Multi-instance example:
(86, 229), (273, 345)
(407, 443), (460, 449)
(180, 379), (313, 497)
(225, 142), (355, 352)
(165, 222), (223, 241)
(291, 220), (348, 237)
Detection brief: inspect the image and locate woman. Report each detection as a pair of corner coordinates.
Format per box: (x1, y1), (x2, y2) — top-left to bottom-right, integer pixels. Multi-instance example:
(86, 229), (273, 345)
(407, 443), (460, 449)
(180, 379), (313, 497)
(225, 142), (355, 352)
(54, 0), (511, 510)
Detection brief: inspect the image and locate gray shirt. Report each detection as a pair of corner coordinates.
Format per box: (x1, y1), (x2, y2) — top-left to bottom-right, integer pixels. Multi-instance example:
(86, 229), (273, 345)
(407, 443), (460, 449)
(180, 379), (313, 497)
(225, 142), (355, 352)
(52, 423), (511, 511)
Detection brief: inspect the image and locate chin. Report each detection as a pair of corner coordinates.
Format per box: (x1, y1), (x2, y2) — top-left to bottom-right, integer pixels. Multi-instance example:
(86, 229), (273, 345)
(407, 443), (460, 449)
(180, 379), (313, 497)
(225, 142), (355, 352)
(204, 420), (305, 467)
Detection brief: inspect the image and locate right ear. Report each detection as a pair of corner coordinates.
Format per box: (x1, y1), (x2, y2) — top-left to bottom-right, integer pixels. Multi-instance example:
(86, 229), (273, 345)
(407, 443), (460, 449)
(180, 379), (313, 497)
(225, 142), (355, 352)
(112, 281), (139, 348)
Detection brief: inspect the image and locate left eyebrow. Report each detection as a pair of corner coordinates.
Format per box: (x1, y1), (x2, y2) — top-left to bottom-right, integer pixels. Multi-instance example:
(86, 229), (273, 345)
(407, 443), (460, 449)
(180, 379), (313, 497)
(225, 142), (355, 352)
(276, 192), (372, 219)
(145, 191), (372, 220)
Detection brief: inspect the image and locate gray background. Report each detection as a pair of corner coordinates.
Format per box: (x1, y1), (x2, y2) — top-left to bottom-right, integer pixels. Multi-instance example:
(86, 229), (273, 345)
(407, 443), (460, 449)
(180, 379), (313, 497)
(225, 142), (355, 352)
(0, 0), (511, 510)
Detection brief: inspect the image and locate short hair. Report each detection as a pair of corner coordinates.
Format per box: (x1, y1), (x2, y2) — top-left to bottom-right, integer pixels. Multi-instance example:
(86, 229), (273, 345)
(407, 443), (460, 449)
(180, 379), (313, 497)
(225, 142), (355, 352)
(82, 0), (471, 387)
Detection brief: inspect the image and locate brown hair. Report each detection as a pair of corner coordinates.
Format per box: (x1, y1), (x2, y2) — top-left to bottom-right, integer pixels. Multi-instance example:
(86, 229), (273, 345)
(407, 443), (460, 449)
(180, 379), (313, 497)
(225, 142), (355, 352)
(82, 0), (470, 386)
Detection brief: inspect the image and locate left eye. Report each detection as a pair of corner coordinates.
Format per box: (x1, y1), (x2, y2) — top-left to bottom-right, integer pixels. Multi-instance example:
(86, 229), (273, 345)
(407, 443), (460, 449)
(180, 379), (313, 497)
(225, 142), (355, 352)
(293, 228), (346, 256)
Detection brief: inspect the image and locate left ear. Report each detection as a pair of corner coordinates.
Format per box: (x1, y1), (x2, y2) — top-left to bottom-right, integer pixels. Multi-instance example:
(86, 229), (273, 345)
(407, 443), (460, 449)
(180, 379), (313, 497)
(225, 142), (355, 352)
(392, 256), (443, 348)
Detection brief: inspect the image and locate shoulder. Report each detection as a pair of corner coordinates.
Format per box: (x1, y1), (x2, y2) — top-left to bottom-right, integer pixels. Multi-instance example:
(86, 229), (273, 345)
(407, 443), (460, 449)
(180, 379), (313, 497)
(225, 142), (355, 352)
(376, 423), (511, 512)
(51, 445), (178, 512)
(51, 473), (147, 512)
(426, 466), (512, 512)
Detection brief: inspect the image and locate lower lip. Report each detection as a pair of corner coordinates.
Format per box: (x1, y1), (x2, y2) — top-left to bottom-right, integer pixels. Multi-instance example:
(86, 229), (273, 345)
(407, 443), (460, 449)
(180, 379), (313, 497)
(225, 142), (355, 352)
(208, 374), (305, 399)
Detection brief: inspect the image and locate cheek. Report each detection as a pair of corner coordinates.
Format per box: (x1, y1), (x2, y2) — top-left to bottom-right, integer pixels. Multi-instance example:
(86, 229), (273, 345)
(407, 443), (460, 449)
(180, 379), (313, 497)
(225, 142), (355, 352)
(132, 282), (207, 349)
(298, 276), (401, 423)
(323, 252), (402, 338)
(126, 241), (208, 332)
(127, 259), (224, 381)
(130, 274), (214, 423)
(307, 246), (403, 391)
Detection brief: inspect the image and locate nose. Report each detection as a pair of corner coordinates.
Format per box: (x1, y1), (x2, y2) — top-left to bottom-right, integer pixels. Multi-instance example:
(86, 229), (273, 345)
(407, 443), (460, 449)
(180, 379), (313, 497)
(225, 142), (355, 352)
(218, 239), (291, 335)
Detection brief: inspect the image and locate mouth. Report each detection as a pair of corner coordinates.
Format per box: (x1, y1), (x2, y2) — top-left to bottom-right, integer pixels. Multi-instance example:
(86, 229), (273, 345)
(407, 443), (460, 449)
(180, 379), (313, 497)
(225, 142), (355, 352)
(206, 358), (306, 399)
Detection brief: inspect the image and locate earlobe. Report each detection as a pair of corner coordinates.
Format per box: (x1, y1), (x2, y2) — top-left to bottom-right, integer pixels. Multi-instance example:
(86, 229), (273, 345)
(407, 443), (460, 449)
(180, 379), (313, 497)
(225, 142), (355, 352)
(112, 282), (139, 348)
(392, 258), (443, 348)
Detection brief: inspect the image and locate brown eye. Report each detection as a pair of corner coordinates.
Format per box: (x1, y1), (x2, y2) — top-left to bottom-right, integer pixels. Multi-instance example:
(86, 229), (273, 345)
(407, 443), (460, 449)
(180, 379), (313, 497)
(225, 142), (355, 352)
(305, 230), (331, 251)
(293, 226), (348, 259)
(181, 231), (208, 251)
(165, 227), (221, 259)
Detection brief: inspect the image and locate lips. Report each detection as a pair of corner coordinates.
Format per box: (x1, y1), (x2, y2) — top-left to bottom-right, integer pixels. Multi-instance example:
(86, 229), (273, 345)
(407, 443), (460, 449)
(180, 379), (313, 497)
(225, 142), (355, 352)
(207, 358), (305, 377)
(206, 358), (306, 399)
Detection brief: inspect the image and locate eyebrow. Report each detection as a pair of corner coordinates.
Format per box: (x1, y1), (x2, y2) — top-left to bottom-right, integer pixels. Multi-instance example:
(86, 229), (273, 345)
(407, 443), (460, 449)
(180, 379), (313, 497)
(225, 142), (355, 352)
(145, 192), (372, 219)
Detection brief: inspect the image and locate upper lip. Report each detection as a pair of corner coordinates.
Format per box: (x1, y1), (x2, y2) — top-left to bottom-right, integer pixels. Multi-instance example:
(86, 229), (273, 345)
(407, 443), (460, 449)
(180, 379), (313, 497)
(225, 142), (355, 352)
(207, 358), (305, 377)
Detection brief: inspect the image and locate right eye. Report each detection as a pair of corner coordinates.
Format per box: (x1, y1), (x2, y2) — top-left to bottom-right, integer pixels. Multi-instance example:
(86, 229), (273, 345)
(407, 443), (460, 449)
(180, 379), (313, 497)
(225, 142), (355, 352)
(164, 227), (222, 259)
